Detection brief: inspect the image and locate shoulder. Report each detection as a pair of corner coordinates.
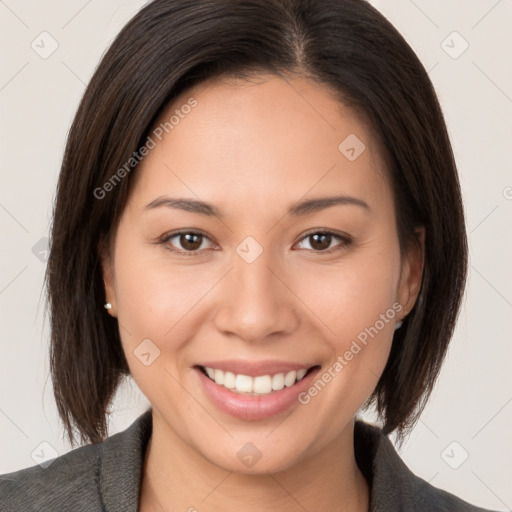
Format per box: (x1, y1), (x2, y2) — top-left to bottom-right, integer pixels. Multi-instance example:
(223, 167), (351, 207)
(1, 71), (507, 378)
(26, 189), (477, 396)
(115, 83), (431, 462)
(0, 408), (153, 512)
(0, 441), (103, 511)
(354, 420), (498, 512)
(408, 470), (496, 512)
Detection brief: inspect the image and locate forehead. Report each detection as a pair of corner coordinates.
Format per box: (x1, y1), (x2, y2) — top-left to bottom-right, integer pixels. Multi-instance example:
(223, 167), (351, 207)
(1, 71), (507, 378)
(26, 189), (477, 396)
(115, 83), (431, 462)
(128, 73), (390, 216)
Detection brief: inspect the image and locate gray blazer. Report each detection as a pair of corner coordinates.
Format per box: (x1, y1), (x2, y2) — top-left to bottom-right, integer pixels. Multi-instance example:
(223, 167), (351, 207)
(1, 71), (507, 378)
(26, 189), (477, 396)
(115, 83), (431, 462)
(0, 409), (497, 511)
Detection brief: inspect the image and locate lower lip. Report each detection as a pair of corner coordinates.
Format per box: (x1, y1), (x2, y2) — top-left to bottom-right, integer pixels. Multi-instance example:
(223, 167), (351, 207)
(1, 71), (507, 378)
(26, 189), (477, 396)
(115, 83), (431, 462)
(193, 366), (321, 421)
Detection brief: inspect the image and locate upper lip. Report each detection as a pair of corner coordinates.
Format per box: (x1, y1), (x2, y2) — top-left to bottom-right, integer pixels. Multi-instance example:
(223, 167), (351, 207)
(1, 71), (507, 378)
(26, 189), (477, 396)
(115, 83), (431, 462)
(196, 359), (318, 377)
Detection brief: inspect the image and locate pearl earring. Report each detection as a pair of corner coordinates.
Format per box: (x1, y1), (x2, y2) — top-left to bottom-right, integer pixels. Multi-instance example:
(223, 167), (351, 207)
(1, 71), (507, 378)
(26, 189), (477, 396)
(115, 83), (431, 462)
(394, 320), (403, 330)
(104, 303), (112, 310)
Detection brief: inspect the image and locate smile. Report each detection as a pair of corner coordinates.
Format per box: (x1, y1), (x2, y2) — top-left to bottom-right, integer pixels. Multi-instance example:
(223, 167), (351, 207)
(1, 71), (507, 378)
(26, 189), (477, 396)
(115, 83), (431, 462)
(199, 365), (312, 396)
(193, 361), (322, 421)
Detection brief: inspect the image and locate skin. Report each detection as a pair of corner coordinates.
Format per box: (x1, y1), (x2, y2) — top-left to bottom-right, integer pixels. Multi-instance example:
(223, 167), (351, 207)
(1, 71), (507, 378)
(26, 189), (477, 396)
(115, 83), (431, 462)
(100, 73), (424, 512)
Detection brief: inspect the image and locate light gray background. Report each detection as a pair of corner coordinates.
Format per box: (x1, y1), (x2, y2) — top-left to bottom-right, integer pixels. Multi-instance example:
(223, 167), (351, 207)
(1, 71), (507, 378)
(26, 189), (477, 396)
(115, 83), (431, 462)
(0, 1), (511, 510)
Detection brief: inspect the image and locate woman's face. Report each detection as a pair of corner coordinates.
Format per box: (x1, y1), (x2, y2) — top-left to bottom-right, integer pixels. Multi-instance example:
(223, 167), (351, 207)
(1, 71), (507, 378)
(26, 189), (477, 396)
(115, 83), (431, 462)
(101, 73), (423, 474)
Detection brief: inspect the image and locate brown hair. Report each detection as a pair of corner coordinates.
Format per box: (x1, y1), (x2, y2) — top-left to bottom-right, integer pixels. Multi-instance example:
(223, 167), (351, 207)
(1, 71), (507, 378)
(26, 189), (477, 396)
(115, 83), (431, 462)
(45, 0), (467, 446)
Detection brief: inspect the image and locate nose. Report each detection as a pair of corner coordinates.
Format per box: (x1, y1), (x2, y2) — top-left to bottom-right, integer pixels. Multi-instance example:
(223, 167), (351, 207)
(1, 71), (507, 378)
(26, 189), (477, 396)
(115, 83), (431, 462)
(213, 246), (299, 344)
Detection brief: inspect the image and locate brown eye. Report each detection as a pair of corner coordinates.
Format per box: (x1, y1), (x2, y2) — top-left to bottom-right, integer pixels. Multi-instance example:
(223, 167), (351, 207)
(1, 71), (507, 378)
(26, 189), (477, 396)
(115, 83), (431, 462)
(159, 230), (213, 255)
(177, 232), (203, 251)
(296, 230), (352, 253)
(308, 232), (332, 251)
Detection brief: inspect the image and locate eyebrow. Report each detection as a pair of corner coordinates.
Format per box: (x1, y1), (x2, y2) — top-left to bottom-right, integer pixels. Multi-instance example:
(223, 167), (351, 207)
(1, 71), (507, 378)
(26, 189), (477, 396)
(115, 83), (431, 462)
(143, 194), (371, 218)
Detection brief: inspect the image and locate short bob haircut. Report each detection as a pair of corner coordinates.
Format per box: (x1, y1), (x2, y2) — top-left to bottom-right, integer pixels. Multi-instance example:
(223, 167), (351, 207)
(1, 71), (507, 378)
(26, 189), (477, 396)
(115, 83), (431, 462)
(45, 0), (467, 446)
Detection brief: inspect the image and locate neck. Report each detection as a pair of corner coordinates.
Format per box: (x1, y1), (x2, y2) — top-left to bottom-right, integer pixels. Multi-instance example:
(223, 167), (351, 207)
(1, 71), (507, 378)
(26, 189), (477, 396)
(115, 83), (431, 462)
(139, 413), (369, 512)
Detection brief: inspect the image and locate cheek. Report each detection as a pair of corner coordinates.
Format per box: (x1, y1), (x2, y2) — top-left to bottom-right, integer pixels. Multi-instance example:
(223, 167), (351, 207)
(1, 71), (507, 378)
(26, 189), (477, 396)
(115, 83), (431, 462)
(113, 257), (204, 409)
(295, 243), (401, 339)
(292, 241), (401, 396)
(112, 238), (204, 375)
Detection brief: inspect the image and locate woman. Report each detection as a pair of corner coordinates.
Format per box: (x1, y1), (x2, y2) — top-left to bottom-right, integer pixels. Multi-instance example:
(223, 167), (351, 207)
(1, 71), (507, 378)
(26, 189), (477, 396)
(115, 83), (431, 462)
(0, 0), (498, 510)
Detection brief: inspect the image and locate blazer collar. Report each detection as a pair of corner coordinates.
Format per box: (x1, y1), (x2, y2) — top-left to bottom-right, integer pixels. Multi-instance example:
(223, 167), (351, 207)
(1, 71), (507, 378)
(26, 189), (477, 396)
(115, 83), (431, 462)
(99, 408), (152, 512)
(354, 419), (416, 511)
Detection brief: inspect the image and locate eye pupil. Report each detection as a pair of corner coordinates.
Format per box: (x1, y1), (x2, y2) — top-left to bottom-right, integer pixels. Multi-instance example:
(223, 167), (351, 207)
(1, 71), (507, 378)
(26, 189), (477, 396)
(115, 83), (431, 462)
(309, 232), (331, 251)
(180, 233), (202, 251)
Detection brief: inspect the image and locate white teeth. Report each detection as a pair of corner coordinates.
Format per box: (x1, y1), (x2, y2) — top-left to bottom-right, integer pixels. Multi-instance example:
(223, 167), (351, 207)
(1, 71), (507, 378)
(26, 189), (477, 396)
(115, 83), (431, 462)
(223, 371), (236, 389)
(235, 374), (253, 393)
(296, 368), (307, 380)
(253, 375), (272, 394)
(214, 369), (224, 385)
(271, 373), (285, 391)
(202, 366), (311, 395)
(284, 371), (297, 387)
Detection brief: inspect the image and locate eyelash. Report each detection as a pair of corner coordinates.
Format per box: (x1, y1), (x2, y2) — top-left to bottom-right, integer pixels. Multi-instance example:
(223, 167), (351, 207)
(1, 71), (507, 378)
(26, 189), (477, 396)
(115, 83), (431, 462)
(156, 229), (353, 256)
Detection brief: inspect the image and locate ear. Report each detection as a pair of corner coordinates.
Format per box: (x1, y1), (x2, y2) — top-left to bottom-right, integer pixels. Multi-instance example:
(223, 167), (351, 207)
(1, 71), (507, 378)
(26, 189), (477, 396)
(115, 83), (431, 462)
(98, 236), (117, 317)
(397, 226), (425, 318)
